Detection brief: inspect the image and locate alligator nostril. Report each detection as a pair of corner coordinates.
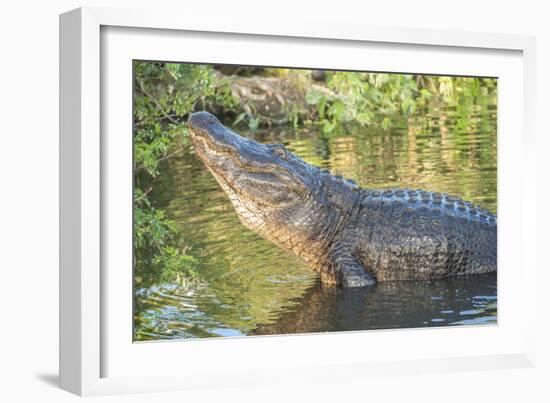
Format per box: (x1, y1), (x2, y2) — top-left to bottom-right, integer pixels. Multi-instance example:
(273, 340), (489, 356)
(274, 148), (286, 159)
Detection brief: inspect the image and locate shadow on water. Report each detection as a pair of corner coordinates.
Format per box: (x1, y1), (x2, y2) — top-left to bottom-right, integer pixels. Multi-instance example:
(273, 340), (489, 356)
(253, 274), (497, 336)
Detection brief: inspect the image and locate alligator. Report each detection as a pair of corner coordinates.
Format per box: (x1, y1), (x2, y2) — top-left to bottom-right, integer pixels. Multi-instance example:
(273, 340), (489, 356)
(188, 111), (497, 287)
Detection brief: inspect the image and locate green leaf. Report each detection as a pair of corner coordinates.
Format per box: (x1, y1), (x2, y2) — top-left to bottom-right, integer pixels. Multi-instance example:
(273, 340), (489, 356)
(381, 116), (392, 130)
(234, 112), (247, 125)
(305, 89), (324, 105)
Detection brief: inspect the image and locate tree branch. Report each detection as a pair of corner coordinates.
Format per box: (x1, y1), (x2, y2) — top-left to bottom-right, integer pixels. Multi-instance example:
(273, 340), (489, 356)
(136, 79), (181, 125)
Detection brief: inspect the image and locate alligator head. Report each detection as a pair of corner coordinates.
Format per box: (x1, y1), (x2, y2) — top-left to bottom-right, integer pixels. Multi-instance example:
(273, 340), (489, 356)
(187, 111), (348, 273)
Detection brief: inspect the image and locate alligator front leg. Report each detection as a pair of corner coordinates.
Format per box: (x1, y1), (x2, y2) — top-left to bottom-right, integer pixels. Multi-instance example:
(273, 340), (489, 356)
(329, 248), (376, 287)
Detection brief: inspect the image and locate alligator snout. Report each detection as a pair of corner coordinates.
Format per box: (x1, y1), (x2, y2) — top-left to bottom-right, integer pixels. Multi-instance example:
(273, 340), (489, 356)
(187, 111), (224, 143)
(188, 111), (243, 153)
(188, 111), (220, 132)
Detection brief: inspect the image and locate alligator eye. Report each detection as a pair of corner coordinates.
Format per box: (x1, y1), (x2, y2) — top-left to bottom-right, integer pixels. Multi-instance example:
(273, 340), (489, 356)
(274, 148), (287, 159)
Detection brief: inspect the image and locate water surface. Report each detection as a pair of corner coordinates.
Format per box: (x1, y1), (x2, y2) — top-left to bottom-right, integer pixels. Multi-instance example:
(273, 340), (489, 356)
(134, 99), (497, 341)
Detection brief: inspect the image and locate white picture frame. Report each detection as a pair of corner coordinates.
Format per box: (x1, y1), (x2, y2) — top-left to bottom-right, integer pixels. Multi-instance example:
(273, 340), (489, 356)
(59, 6), (537, 396)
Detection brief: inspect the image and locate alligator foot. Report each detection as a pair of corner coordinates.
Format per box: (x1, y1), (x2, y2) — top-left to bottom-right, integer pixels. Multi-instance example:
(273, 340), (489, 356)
(340, 264), (376, 287)
(332, 251), (376, 287)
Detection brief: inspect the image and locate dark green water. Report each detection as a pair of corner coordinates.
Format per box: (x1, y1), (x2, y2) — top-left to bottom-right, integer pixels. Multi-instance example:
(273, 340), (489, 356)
(134, 100), (497, 341)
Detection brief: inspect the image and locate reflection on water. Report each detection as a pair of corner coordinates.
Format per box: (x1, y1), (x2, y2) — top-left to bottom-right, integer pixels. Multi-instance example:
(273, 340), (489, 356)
(134, 100), (497, 341)
(253, 274), (497, 336)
